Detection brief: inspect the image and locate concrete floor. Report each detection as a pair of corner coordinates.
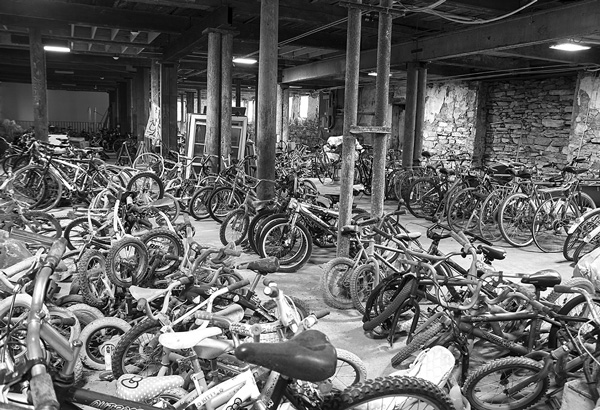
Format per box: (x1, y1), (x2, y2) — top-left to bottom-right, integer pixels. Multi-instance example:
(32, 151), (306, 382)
(189, 180), (576, 381)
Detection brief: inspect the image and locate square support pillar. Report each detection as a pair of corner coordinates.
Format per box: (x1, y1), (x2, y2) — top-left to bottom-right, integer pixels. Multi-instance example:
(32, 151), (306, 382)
(161, 62), (178, 152)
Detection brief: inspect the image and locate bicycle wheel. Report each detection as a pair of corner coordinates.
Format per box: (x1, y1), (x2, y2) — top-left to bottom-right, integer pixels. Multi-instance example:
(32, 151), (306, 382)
(140, 228), (184, 277)
(111, 319), (164, 379)
(479, 190), (506, 242)
(220, 209), (249, 246)
(78, 249), (110, 309)
(362, 276), (415, 332)
(63, 216), (107, 250)
(390, 319), (445, 368)
(126, 171), (165, 205)
(258, 218), (312, 273)
(573, 238), (600, 263)
(207, 186), (243, 224)
(19, 210), (62, 239)
(65, 303), (105, 328)
(106, 236), (149, 288)
(320, 257), (356, 310)
(324, 376), (456, 410)
(330, 349), (367, 392)
(349, 263), (385, 315)
(498, 193), (535, 247)
(79, 317), (131, 370)
(9, 165), (54, 210)
(462, 357), (548, 410)
(133, 152), (164, 176)
(90, 188), (118, 211)
(148, 192), (180, 226)
(563, 209), (600, 261)
(248, 209), (283, 253)
(447, 187), (481, 231)
(405, 178), (441, 219)
(573, 191), (596, 214)
(188, 186), (214, 220)
(532, 198), (579, 253)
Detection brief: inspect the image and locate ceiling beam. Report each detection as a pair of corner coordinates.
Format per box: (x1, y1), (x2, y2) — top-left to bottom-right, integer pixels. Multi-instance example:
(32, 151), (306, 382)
(121, 0), (218, 10)
(444, 0), (523, 12)
(282, 0), (600, 82)
(162, 6), (232, 62)
(0, 0), (194, 34)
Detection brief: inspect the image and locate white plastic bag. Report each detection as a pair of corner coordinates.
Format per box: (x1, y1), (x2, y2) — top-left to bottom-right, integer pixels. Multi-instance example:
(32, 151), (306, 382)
(574, 246), (600, 291)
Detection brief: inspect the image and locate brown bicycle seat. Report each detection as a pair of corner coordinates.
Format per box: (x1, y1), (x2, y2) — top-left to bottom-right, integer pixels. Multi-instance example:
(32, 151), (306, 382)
(234, 329), (337, 382)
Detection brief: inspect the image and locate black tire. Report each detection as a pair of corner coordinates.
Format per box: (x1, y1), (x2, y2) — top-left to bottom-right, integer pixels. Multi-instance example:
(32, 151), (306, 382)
(140, 228), (184, 277)
(63, 216), (107, 250)
(19, 210), (62, 239)
(390, 319), (446, 368)
(330, 349), (368, 392)
(111, 319), (164, 379)
(106, 236), (149, 288)
(563, 209), (600, 261)
(478, 190), (506, 243)
(447, 187), (480, 231)
(498, 193), (535, 247)
(573, 239), (600, 263)
(188, 186), (214, 220)
(405, 178), (441, 219)
(220, 209), (249, 246)
(206, 186), (243, 224)
(79, 317), (131, 370)
(78, 249), (110, 309)
(362, 276), (415, 332)
(548, 292), (600, 348)
(10, 165), (56, 210)
(126, 171), (164, 205)
(65, 304), (105, 328)
(324, 376), (456, 410)
(258, 218), (312, 273)
(249, 211), (287, 254)
(462, 357), (548, 410)
(532, 198), (579, 253)
(349, 263), (385, 315)
(320, 257), (356, 310)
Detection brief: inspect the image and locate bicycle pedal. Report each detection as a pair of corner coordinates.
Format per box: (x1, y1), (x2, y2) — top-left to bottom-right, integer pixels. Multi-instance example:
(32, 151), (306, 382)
(99, 371), (114, 381)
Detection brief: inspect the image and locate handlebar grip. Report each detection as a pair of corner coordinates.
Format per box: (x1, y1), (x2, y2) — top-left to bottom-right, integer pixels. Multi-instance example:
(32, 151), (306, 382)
(372, 227), (391, 239)
(164, 254), (182, 261)
(30, 373), (60, 410)
(45, 238), (67, 268)
(195, 311), (213, 321)
(464, 230), (492, 246)
(356, 217), (380, 227)
(179, 276), (193, 286)
(313, 309), (330, 319)
(136, 298), (147, 311)
(552, 285), (574, 294)
(227, 279), (250, 292)
(223, 248), (242, 257)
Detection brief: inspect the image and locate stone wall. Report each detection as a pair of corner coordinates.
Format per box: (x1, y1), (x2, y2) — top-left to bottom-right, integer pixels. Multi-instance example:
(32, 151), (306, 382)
(483, 76), (577, 167)
(422, 82), (478, 158)
(570, 72), (600, 175)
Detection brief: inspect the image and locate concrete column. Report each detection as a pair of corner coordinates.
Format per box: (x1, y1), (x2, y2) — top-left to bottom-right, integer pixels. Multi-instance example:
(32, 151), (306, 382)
(221, 31), (233, 167)
(150, 60), (160, 107)
(413, 63), (427, 164)
(235, 79), (242, 107)
(291, 94), (301, 121)
(108, 90), (118, 130)
(370, 0), (393, 219)
(160, 62), (178, 152)
(28, 27), (48, 142)
(117, 81), (129, 133)
(206, 30), (221, 171)
(337, 0), (362, 256)
(196, 88), (203, 113)
(282, 88), (290, 142)
(133, 67), (149, 141)
(276, 84), (283, 142)
(402, 62), (418, 169)
(256, 0), (279, 200)
(473, 81), (488, 166)
(186, 91), (195, 116)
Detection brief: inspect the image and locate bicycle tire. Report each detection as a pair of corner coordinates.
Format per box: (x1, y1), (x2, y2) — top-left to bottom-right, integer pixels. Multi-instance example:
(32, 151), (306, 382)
(20, 210), (62, 239)
(323, 376), (456, 410)
(250, 212), (287, 254)
(106, 236), (149, 288)
(349, 263), (385, 315)
(111, 319), (163, 379)
(573, 238), (600, 263)
(547, 290), (600, 349)
(149, 193), (180, 226)
(258, 218), (312, 273)
(362, 276), (415, 332)
(140, 228), (184, 277)
(188, 186), (214, 220)
(532, 198), (579, 253)
(10, 165), (55, 211)
(330, 349), (368, 392)
(563, 209), (600, 261)
(133, 152), (164, 176)
(447, 187), (480, 231)
(390, 319), (445, 368)
(462, 357), (548, 410)
(126, 171), (165, 205)
(405, 178), (441, 219)
(320, 257), (356, 310)
(478, 190), (506, 242)
(573, 191), (596, 214)
(65, 303), (105, 329)
(78, 248), (110, 309)
(79, 317), (131, 370)
(207, 186), (243, 224)
(498, 193), (535, 247)
(247, 209), (283, 253)
(63, 216), (107, 250)
(220, 209), (249, 246)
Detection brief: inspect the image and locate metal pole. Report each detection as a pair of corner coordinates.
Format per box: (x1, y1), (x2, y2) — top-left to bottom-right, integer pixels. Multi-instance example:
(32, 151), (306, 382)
(370, 0), (393, 219)
(402, 62), (418, 169)
(337, 0), (362, 256)
(29, 27), (48, 142)
(256, 0), (279, 200)
(413, 63), (427, 165)
(221, 31), (233, 165)
(206, 30), (221, 172)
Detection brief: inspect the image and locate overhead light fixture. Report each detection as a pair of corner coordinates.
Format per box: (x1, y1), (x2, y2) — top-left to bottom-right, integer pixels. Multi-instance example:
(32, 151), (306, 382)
(233, 57), (257, 65)
(550, 41), (591, 51)
(55, 70), (74, 75)
(112, 55), (120, 60)
(288, 85), (302, 89)
(368, 72), (392, 76)
(44, 45), (70, 53)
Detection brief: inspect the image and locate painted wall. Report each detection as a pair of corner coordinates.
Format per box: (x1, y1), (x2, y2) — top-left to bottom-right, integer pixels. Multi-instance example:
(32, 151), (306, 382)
(0, 82), (109, 123)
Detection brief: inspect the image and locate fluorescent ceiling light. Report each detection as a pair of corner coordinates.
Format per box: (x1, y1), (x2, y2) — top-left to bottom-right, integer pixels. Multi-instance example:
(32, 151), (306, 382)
(288, 85), (302, 89)
(368, 72), (392, 76)
(233, 57), (257, 64)
(550, 42), (591, 51)
(44, 45), (70, 53)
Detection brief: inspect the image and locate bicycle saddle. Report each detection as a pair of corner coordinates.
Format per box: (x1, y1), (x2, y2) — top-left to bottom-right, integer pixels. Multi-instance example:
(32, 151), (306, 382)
(116, 374), (184, 403)
(246, 257), (280, 275)
(394, 231), (422, 241)
(562, 166), (589, 174)
(479, 245), (506, 261)
(235, 329), (337, 382)
(520, 269), (561, 289)
(516, 170), (532, 179)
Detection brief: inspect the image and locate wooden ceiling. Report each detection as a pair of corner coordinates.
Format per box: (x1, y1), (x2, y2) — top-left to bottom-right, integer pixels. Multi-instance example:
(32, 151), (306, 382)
(0, 0), (599, 94)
